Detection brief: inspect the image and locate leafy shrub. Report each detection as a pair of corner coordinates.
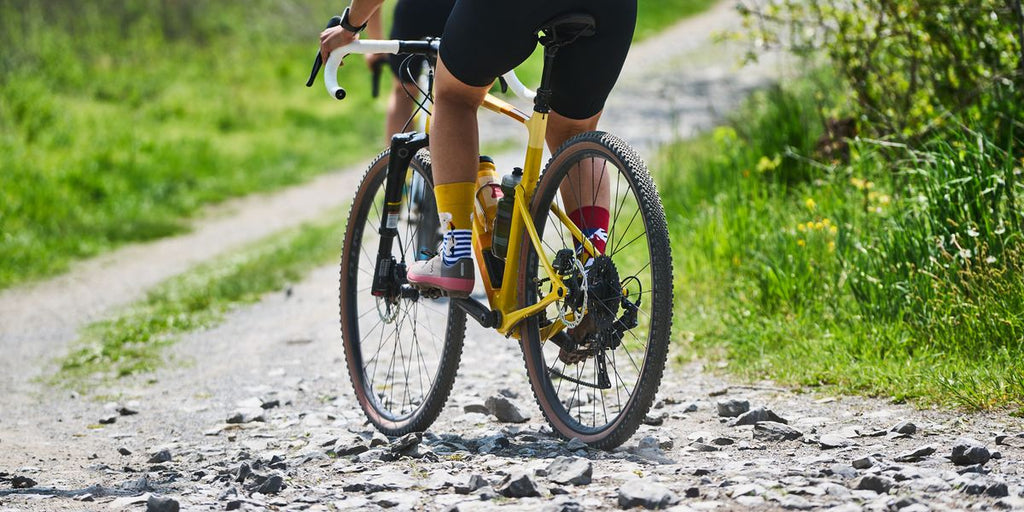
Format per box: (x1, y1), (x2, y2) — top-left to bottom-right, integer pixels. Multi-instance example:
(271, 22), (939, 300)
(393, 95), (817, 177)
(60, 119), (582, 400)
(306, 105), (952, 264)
(737, 0), (1024, 139)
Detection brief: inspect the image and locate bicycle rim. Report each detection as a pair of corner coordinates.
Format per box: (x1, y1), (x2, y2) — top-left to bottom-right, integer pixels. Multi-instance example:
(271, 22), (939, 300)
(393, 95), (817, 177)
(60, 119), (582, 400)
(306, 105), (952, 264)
(339, 149), (465, 435)
(519, 131), (672, 449)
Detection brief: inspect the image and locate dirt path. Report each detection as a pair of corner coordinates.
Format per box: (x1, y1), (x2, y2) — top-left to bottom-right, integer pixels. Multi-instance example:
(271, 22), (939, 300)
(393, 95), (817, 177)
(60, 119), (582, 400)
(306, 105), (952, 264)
(5, 4), (1023, 511)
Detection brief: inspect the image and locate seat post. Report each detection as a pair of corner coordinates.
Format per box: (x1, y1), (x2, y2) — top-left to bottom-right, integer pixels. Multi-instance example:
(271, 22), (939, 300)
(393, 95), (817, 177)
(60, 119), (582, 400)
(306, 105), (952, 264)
(534, 45), (559, 114)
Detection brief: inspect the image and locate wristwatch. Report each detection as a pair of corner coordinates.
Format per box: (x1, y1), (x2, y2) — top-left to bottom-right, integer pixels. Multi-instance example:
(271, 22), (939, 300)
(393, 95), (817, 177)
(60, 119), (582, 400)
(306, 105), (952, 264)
(340, 7), (367, 34)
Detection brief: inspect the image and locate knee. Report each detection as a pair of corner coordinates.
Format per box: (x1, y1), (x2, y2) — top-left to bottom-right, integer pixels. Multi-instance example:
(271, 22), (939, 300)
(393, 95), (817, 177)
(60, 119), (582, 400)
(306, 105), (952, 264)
(434, 60), (489, 111)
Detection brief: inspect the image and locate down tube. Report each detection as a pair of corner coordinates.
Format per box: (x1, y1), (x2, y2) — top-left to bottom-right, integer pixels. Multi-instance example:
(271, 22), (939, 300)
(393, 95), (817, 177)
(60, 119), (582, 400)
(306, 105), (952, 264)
(496, 113), (548, 335)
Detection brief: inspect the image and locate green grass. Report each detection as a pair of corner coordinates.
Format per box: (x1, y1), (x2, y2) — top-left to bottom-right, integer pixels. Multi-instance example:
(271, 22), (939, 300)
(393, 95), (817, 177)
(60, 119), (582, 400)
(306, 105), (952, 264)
(57, 209), (346, 386)
(0, 1), (384, 291)
(659, 71), (1024, 410)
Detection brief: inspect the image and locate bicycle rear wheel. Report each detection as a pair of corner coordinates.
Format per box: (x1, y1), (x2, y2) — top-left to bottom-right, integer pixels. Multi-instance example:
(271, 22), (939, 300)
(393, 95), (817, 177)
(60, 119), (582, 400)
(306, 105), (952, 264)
(340, 149), (464, 436)
(519, 132), (672, 449)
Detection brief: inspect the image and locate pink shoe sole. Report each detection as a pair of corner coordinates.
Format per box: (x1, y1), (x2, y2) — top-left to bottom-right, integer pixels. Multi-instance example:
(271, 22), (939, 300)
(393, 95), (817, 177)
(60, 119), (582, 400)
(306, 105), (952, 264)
(407, 275), (474, 297)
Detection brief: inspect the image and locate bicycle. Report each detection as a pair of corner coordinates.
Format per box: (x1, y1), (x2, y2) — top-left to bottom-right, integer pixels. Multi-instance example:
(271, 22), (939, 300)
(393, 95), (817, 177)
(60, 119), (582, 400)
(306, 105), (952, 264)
(311, 13), (673, 449)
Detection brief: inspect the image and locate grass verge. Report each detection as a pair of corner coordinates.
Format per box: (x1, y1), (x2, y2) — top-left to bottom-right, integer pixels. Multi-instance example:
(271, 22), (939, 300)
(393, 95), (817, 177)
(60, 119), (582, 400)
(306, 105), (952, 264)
(660, 70), (1024, 411)
(57, 209), (346, 387)
(0, 1), (381, 291)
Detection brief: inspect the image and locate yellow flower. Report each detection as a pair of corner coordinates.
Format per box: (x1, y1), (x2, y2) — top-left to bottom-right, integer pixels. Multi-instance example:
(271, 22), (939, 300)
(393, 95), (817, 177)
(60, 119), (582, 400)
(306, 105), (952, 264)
(822, 218), (831, 226)
(829, 225), (838, 235)
(797, 223), (806, 232)
(814, 221), (824, 230)
(828, 241), (836, 252)
(804, 198), (817, 211)
(797, 239), (806, 247)
(756, 155), (780, 173)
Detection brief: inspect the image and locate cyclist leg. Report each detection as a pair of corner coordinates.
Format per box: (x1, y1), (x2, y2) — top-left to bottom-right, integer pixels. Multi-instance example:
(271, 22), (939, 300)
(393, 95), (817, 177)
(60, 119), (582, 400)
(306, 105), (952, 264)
(405, 59), (489, 296)
(548, 0), (636, 257)
(407, 1), (534, 296)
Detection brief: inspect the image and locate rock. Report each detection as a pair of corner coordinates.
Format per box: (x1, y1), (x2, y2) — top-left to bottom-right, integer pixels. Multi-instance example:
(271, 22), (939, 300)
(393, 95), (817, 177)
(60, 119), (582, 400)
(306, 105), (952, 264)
(12, 476), (37, 489)
(474, 485), (499, 501)
(689, 442), (719, 452)
(643, 413), (666, 426)
(496, 472), (541, 498)
(565, 438), (588, 451)
(682, 403), (698, 413)
(827, 465), (858, 480)
(732, 407), (788, 426)
(99, 415), (117, 425)
(716, 399), (750, 418)
(389, 432), (422, 453)
(818, 434), (853, 449)
(463, 404), (490, 415)
(260, 399), (280, 410)
(685, 487), (700, 498)
(777, 495), (815, 510)
(547, 456), (593, 485)
(711, 437), (735, 446)
(853, 475), (894, 494)
(752, 422), (803, 442)
(147, 450), (172, 464)
(145, 495), (180, 512)
(891, 420), (917, 435)
(118, 447), (132, 456)
(109, 493), (151, 510)
(476, 435), (510, 454)
(455, 474), (489, 494)
(498, 388), (519, 399)
(894, 444), (937, 463)
(709, 388), (729, 397)
(951, 438), (991, 466)
(485, 395), (531, 423)
(334, 440), (370, 456)
(544, 498), (585, 512)
(617, 479), (679, 509)
(852, 456), (874, 470)
(225, 410), (265, 424)
(117, 406), (139, 416)
(987, 482), (1010, 498)
(730, 483), (764, 497)
(254, 474), (285, 494)
(235, 462), (251, 483)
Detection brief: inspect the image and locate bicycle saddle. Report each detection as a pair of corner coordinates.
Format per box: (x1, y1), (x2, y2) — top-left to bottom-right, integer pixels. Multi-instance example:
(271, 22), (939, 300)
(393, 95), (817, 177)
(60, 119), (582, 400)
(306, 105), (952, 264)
(537, 12), (597, 48)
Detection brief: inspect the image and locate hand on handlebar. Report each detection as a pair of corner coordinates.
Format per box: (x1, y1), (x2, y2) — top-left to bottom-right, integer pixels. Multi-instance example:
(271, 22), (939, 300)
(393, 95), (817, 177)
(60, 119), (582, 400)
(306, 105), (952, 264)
(320, 26), (359, 65)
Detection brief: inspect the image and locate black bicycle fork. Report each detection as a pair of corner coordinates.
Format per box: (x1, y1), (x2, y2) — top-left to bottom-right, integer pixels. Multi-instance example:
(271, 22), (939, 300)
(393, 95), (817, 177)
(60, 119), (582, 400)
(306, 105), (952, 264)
(370, 131), (429, 300)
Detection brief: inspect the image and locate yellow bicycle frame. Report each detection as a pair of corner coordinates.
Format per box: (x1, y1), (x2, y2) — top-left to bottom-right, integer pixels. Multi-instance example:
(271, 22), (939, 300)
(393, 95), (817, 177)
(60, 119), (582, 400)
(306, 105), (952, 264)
(473, 94), (598, 338)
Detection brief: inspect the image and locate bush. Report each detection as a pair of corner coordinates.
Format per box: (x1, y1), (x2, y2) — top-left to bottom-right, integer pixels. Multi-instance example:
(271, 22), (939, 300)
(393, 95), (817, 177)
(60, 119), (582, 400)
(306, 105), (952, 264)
(737, 0), (1024, 139)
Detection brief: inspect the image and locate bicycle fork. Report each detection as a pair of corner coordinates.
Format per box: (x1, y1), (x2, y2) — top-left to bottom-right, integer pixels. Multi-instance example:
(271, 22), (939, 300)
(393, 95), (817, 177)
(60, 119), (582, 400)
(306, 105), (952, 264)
(370, 131), (430, 300)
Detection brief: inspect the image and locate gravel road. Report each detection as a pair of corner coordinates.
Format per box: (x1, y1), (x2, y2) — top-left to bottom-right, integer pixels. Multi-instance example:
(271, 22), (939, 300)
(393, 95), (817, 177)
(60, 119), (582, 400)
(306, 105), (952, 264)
(4, 3), (1024, 511)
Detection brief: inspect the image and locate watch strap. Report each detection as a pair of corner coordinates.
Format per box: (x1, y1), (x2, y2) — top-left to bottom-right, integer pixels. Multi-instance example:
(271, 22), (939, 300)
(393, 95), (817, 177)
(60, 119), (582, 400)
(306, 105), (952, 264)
(340, 7), (367, 34)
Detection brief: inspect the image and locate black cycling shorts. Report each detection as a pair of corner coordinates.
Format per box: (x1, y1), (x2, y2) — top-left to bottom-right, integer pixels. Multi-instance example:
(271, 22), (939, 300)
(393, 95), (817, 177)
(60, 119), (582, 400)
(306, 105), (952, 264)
(439, 0), (637, 120)
(388, 0), (456, 83)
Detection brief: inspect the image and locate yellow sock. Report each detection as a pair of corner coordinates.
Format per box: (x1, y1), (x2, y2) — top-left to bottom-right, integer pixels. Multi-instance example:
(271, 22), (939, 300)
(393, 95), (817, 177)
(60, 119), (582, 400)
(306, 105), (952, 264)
(433, 182), (475, 232)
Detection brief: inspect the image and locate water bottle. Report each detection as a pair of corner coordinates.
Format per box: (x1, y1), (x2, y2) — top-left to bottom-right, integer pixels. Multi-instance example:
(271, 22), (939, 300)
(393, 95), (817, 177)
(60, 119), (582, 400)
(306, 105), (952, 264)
(473, 156), (502, 252)
(491, 167), (523, 260)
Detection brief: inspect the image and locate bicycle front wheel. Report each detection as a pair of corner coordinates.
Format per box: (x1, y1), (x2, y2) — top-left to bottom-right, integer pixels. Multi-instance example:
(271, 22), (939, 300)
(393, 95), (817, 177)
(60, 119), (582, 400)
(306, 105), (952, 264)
(339, 149), (465, 436)
(519, 132), (673, 449)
